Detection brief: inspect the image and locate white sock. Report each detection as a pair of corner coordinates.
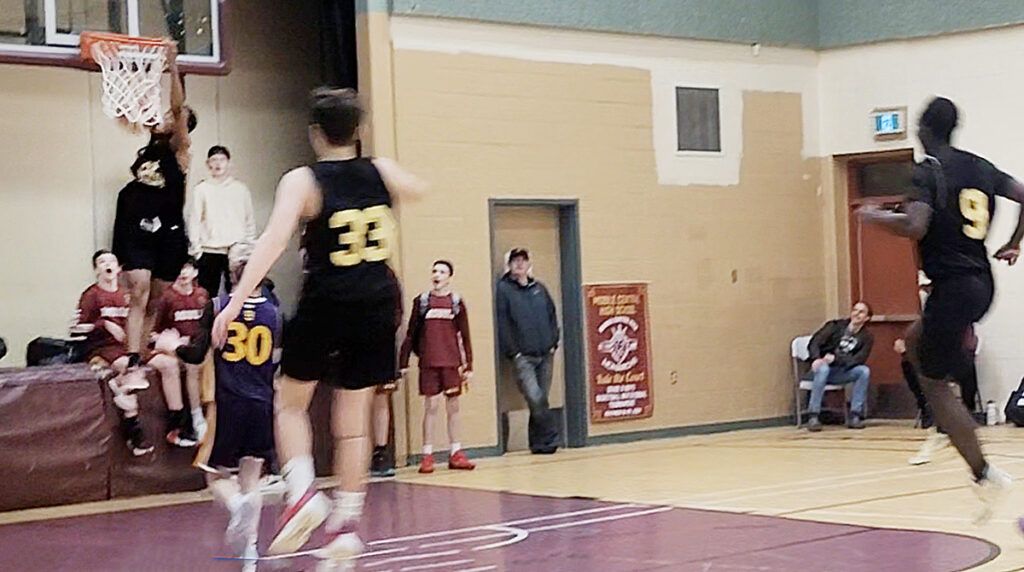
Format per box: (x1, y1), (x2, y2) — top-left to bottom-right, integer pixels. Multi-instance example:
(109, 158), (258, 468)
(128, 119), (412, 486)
(423, 445), (433, 455)
(226, 492), (244, 516)
(450, 442), (462, 454)
(192, 407), (204, 424)
(327, 491), (365, 531)
(282, 456), (315, 506)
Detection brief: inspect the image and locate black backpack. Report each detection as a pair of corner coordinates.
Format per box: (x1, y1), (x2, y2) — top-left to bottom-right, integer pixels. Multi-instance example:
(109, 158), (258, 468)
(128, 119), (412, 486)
(26, 337), (83, 366)
(1005, 377), (1024, 427)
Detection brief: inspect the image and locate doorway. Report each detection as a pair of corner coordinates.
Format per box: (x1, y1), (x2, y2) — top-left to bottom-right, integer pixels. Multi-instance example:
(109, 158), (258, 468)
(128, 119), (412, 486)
(489, 200), (586, 452)
(846, 150), (919, 417)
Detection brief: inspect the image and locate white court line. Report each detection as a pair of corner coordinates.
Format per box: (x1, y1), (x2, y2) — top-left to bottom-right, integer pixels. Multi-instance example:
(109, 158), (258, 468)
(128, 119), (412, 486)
(679, 433), (1024, 503)
(663, 460), (967, 504)
(665, 458), (1024, 507)
(472, 526), (529, 550)
(365, 550), (461, 568)
(248, 546), (407, 562)
(401, 559), (475, 571)
(419, 532), (509, 549)
(368, 504), (638, 545)
(524, 506), (674, 533)
(678, 463), (939, 500)
(795, 510), (1017, 524)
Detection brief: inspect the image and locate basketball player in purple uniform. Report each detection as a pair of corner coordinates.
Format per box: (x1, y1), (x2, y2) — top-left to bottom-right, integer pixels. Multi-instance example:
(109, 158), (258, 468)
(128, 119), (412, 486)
(859, 97), (1024, 524)
(179, 246), (281, 570)
(212, 88), (427, 566)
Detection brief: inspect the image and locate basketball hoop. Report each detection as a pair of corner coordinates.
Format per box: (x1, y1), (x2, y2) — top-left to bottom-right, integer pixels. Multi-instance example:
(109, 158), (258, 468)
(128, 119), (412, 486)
(80, 32), (168, 128)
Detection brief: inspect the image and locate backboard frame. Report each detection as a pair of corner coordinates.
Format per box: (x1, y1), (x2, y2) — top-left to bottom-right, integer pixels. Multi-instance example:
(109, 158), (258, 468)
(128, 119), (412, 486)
(0, 0), (231, 75)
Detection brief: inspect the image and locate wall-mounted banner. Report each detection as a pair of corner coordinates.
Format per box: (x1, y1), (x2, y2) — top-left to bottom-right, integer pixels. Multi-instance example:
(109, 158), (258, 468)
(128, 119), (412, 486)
(584, 282), (653, 423)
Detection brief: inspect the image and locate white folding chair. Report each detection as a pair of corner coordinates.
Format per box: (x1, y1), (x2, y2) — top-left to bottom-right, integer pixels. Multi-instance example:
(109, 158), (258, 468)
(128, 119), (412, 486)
(792, 335), (849, 427)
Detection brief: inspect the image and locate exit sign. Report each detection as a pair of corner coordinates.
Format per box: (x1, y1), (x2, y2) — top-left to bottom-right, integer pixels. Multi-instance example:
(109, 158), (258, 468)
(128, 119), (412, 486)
(871, 107), (907, 140)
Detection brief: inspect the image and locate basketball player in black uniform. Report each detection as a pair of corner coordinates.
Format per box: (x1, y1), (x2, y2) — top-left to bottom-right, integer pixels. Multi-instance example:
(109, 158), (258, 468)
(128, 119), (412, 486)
(212, 88), (427, 565)
(113, 40), (197, 366)
(859, 97), (1024, 524)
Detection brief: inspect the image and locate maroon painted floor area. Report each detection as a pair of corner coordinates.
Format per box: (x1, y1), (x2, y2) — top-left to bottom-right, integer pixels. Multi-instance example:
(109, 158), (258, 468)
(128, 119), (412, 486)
(0, 482), (997, 571)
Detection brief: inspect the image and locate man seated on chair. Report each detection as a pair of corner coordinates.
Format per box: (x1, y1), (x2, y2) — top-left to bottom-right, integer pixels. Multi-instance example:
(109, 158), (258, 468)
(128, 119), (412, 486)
(806, 301), (874, 432)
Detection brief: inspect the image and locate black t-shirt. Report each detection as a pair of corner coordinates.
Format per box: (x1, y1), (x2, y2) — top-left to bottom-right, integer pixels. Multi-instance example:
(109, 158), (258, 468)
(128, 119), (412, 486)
(112, 143), (187, 256)
(301, 158), (398, 301)
(908, 148), (1014, 279)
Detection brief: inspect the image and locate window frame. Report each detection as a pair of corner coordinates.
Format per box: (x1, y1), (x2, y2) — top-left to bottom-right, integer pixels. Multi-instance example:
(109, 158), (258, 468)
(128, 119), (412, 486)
(674, 84), (724, 157)
(0, 0), (230, 75)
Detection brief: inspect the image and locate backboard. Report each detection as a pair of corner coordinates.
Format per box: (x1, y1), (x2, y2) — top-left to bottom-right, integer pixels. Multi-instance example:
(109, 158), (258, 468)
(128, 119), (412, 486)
(0, 0), (229, 74)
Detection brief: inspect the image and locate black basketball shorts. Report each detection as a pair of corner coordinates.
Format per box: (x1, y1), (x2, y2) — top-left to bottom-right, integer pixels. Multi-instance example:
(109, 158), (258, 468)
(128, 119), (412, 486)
(281, 292), (399, 390)
(207, 392), (275, 470)
(917, 271), (994, 380)
(118, 227), (189, 282)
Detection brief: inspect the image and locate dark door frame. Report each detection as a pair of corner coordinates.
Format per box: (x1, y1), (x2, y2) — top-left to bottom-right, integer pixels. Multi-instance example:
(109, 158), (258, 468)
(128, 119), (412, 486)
(488, 199), (587, 452)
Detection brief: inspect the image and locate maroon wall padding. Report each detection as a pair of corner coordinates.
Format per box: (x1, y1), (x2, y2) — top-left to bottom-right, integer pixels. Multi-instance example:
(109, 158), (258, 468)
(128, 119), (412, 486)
(107, 370), (206, 498)
(1, 364), (337, 511)
(0, 365), (111, 511)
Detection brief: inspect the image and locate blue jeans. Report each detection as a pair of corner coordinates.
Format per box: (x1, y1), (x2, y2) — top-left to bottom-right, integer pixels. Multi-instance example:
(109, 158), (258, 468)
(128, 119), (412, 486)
(809, 364), (870, 415)
(513, 354), (559, 451)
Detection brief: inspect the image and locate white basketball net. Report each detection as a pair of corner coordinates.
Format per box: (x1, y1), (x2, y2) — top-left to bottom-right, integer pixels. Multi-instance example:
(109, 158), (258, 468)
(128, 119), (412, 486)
(91, 41), (167, 127)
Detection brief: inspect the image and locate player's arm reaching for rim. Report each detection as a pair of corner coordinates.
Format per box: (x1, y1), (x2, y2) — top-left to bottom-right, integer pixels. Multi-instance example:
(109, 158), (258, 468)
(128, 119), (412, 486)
(164, 40), (192, 172)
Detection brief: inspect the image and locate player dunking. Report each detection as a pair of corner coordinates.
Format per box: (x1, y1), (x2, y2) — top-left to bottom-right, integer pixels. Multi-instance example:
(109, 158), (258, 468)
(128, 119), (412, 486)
(859, 97), (1024, 523)
(212, 88), (427, 565)
(112, 40), (196, 367)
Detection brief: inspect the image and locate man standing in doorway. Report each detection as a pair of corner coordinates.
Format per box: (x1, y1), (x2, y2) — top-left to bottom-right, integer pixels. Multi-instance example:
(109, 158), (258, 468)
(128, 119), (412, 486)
(495, 248), (560, 454)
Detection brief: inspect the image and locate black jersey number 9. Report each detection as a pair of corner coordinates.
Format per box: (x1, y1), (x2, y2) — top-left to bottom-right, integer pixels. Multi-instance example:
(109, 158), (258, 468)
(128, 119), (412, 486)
(959, 189), (989, 240)
(328, 205), (397, 267)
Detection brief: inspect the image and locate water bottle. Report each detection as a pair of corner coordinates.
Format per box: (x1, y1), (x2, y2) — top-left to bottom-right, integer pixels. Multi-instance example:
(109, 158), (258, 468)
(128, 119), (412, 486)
(986, 401), (998, 426)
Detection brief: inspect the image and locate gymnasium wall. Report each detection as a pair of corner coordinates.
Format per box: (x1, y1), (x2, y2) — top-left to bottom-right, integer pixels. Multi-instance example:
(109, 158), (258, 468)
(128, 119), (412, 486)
(0, 3), (319, 367)
(382, 17), (827, 448)
(818, 24), (1024, 415)
(382, 0), (1024, 49)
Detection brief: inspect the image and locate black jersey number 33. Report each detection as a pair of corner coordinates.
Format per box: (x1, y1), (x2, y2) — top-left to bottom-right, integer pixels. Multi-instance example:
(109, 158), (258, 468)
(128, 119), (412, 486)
(328, 204), (396, 267)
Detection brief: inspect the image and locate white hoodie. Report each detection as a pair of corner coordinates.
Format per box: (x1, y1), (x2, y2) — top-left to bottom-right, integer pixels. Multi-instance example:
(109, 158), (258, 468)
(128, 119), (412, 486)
(187, 176), (256, 255)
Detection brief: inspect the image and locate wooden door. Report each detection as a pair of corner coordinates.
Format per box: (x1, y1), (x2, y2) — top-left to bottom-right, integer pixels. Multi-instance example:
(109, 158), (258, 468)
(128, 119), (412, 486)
(492, 206), (565, 450)
(847, 152), (920, 417)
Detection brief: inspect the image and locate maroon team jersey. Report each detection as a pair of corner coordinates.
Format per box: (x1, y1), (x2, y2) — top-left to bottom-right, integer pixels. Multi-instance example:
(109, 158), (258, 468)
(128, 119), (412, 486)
(153, 286), (210, 340)
(74, 283), (131, 356)
(399, 293), (473, 370)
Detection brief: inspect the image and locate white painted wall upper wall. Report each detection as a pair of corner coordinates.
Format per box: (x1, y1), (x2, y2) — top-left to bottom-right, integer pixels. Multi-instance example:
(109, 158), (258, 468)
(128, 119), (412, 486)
(819, 24), (1024, 412)
(391, 17), (821, 188)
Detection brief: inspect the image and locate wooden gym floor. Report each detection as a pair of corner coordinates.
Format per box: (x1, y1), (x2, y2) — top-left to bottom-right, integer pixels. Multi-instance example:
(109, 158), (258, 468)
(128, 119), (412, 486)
(2, 422), (1022, 570)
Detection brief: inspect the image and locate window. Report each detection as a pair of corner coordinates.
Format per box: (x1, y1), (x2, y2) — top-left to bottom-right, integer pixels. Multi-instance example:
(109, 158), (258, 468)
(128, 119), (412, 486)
(0, 0), (221, 67)
(856, 160), (913, 198)
(675, 87), (721, 153)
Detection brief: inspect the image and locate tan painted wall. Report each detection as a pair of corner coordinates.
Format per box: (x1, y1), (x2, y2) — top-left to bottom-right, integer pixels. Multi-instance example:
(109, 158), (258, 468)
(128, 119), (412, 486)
(0, 3), (319, 366)
(388, 46), (825, 449)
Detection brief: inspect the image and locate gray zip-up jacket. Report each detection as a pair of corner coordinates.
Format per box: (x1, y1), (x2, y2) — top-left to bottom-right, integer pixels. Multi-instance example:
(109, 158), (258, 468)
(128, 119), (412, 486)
(495, 273), (559, 358)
